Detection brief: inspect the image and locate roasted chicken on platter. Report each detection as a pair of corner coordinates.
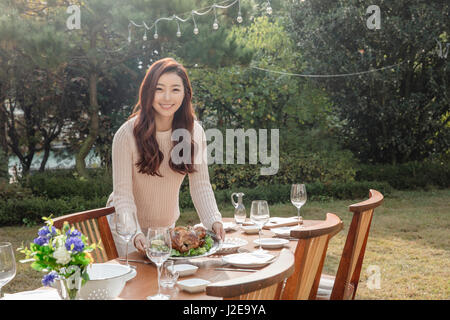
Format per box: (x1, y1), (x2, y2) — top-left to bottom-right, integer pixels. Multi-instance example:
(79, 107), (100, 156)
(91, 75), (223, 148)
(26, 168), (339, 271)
(170, 225), (207, 253)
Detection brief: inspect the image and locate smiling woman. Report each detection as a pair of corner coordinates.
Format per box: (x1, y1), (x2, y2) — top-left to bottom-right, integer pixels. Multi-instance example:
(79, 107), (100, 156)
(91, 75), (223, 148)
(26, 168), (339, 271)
(108, 57), (225, 258)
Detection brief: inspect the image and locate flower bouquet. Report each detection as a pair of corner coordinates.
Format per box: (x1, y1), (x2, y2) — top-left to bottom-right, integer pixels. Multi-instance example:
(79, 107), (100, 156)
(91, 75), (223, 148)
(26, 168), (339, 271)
(19, 217), (99, 300)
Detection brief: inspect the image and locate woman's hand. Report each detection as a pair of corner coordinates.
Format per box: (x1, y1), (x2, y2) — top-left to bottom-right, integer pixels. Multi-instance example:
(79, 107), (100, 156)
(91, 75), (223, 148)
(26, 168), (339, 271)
(212, 221), (225, 242)
(133, 233), (146, 254)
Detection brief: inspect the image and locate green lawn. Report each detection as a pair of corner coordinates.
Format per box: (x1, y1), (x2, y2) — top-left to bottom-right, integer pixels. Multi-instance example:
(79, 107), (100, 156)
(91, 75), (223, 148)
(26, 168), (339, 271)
(1, 188), (449, 299)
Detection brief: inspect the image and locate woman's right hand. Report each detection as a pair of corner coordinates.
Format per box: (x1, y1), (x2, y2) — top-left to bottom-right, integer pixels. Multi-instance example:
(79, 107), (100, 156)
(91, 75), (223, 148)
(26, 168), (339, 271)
(133, 233), (146, 253)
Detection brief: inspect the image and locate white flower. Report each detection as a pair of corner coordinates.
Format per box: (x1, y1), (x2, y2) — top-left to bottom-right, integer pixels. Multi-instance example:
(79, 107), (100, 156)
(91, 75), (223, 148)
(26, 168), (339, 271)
(53, 246), (71, 265)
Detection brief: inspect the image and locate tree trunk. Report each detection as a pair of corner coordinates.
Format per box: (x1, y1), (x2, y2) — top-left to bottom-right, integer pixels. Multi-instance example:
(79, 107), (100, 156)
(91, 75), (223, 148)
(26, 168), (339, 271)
(39, 142), (51, 172)
(75, 72), (99, 179)
(75, 26), (100, 179)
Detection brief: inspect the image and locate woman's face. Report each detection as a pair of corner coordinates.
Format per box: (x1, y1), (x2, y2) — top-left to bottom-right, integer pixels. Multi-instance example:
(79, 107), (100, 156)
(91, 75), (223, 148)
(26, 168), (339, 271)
(152, 72), (185, 122)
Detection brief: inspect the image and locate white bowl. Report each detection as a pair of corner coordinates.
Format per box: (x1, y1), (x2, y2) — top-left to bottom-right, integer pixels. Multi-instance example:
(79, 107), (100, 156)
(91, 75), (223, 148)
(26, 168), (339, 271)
(241, 225), (260, 234)
(168, 264), (198, 277)
(79, 263), (136, 300)
(177, 278), (211, 293)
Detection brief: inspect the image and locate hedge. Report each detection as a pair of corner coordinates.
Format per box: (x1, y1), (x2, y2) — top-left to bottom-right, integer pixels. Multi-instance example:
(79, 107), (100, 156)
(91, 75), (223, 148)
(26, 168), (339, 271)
(0, 181), (391, 226)
(356, 161), (450, 190)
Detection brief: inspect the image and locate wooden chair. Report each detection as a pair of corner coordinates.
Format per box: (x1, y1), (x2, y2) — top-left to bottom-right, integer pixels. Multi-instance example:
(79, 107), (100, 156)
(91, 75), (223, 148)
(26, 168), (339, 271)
(52, 207), (119, 263)
(205, 249), (295, 300)
(317, 189), (384, 300)
(280, 213), (343, 300)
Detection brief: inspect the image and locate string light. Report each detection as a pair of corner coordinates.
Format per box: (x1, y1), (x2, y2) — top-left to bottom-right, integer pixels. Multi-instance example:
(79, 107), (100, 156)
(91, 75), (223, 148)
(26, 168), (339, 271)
(266, 1), (272, 15)
(250, 62), (405, 78)
(176, 19), (181, 37)
(237, 0), (243, 23)
(192, 11), (199, 35)
(128, 0), (272, 42)
(212, 5), (219, 30)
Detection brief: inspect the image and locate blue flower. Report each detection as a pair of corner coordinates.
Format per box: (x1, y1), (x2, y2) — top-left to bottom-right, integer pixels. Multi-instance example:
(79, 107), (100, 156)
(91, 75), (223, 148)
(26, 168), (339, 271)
(42, 271), (58, 286)
(33, 236), (49, 246)
(66, 229), (82, 238)
(65, 236), (85, 253)
(38, 226), (57, 238)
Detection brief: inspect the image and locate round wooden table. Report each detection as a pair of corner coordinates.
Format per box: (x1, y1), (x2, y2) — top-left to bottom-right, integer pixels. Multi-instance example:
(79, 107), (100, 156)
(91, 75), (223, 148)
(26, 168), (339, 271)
(115, 218), (324, 300)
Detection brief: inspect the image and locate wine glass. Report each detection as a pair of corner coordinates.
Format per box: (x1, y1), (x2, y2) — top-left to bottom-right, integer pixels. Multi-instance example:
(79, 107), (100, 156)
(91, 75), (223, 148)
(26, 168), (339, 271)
(0, 242), (16, 298)
(250, 200), (270, 253)
(114, 211), (138, 268)
(291, 184), (307, 227)
(145, 227), (172, 300)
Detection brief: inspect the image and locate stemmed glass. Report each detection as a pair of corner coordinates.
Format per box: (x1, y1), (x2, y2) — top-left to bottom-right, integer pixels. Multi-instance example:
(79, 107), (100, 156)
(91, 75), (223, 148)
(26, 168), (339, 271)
(291, 184), (307, 227)
(0, 242), (16, 298)
(114, 211), (138, 269)
(145, 227), (172, 300)
(250, 200), (270, 253)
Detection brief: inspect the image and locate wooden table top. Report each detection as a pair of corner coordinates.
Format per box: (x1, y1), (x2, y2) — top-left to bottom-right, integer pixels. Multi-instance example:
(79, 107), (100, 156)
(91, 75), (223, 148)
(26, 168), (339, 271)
(114, 218), (323, 300)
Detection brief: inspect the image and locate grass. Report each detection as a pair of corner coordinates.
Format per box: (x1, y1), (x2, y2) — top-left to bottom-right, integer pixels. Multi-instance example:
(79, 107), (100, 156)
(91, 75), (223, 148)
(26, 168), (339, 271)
(1, 188), (449, 299)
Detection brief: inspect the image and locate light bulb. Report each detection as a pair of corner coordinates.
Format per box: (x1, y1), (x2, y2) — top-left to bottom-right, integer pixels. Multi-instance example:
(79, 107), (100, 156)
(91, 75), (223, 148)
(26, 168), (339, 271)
(176, 31), (181, 37)
(213, 19), (219, 30)
(143, 34), (147, 41)
(237, 15), (243, 23)
(266, 6), (272, 15)
(154, 33), (158, 39)
(193, 27), (199, 35)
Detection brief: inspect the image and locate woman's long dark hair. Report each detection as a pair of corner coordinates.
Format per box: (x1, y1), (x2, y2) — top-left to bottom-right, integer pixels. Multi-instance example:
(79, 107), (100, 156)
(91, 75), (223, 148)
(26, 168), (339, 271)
(129, 58), (197, 176)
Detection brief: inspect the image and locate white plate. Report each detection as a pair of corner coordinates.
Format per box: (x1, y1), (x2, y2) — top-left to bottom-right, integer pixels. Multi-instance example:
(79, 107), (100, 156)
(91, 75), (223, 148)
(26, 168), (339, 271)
(222, 252), (276, 268)
(168, 264), (198, 277)
(241, 225), (260, 234)
(222, 222), (238, 232)
(177, 278), (211, 293)
(253, 238), (290, 249)
(217, 238), (248, 254)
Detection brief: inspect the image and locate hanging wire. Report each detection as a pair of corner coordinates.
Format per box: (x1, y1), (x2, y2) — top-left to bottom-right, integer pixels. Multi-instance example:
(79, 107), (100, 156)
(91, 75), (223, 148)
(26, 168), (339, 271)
(249, 62), (405, 78)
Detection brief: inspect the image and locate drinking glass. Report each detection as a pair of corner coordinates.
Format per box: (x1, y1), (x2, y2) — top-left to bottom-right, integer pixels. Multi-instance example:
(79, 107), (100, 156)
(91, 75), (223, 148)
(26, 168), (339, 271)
(114, 211), (138, 268)
(160, 260), (179, 291)
(145, 227), (172, 300)
(250, 200), (270, 253)
(291, 184), (307, 227)
(0, 242), (16, 298)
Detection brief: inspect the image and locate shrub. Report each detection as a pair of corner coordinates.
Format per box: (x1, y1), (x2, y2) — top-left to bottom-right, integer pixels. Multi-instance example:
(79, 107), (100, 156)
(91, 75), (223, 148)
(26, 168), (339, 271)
(180, 181), (392, 209)
(0, 196), (109, 226)
(206, 149), (358, 190)
(356, 161), (450, 190)
(22, 169), (112, 199)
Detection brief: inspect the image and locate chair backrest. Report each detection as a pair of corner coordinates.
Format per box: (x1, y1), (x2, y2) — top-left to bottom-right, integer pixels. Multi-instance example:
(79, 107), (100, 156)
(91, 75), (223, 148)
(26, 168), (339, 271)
(52, 207), (119, 263)
(205, 249), (295, 300)
(330, 189), (384, 300)
(281, 213), (343, 300)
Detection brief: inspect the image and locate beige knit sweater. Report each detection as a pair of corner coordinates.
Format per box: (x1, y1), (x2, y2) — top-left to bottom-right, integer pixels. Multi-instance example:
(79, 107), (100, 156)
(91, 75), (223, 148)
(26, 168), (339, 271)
(108, 116), (222, 239)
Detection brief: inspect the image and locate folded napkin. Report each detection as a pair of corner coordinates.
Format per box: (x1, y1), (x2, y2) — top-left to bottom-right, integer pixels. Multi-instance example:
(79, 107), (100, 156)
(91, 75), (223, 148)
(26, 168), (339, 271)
(224, 252), (275, 264)
(271, 226), (298, 238)
(1, 288), (60, 300)
(195, 222), (237, 231)
(263, 217), (300, 229)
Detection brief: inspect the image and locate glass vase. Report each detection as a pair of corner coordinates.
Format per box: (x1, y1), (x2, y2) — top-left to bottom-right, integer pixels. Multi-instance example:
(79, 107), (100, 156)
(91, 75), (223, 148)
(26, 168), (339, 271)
(56, 273), (83, 300)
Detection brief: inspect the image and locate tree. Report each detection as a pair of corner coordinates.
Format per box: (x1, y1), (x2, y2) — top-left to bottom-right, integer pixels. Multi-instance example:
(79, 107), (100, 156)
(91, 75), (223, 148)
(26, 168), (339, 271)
(0, 4), (76, 175)
(289, 0), (450, 164)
